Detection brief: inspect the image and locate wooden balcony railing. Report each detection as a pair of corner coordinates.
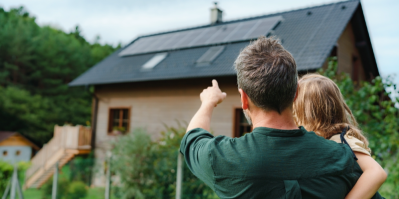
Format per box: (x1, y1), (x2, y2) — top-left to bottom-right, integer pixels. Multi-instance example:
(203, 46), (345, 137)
(25, 125), (91, 188)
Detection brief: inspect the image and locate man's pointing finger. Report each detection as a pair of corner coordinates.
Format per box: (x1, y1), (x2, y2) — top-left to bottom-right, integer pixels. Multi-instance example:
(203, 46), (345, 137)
(212, 79), (219, 88)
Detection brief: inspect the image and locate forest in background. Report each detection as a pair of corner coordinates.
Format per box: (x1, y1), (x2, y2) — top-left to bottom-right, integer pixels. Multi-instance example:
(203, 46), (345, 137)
(0, 7), (118, 145)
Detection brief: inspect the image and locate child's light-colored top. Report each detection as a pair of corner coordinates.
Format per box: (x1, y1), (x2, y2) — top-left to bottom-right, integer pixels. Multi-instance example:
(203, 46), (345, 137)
(330, 134), (371, 156)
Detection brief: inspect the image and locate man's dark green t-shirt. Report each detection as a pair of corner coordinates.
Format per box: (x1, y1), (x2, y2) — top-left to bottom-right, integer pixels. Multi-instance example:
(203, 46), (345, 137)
(180, 126), (383, 199)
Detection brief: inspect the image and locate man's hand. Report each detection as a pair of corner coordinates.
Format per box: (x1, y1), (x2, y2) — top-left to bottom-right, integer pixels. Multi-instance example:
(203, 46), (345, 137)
(186, 80), (227, 132)
(200, 80), (227, 107)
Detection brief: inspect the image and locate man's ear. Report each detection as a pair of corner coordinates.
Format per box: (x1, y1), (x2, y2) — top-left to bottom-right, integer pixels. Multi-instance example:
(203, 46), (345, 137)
(239, 89), (249, 110)
(294, 84), (299, 102)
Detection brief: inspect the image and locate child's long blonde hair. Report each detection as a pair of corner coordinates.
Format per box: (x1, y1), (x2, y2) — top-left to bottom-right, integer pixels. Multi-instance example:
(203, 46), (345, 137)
(293, 74), (369, 150)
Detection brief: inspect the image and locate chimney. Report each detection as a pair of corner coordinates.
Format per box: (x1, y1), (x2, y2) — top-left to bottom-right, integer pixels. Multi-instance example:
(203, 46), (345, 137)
(210, 2), (223, 24)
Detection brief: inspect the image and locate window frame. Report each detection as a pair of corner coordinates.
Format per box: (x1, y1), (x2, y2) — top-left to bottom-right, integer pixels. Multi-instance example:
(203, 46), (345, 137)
(232, 107), (252, 138)
(107, 107), (131, 135)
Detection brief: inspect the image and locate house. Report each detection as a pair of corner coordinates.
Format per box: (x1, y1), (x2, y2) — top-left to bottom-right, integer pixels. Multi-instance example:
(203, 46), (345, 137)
(0, 132), (40, 164)
(69, 0), (379, 186)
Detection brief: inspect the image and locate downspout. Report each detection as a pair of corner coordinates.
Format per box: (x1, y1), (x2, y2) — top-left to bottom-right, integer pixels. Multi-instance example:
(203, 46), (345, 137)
(84, 85), (99, 187)
(91, 92), (99, 150)
(85, 84), (98, 150)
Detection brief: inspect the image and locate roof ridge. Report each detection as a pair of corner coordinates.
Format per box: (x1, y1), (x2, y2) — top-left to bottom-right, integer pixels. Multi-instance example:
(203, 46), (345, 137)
(134, 0), (358, 39)
(225, 0), (358, 22)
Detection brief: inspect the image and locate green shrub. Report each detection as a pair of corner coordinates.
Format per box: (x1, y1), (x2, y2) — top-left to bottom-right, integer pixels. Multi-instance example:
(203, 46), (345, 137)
(69, 153), (95, 185)
(0, 161), (13, 193)
(112, 126), (213, 199)
(0, 161), (29, 194)
(41, 177), (70, 199)
(67, 181), (88, 199)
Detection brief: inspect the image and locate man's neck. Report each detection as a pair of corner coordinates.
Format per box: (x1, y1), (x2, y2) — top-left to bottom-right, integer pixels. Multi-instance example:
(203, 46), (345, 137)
(250, 107), (298, 130)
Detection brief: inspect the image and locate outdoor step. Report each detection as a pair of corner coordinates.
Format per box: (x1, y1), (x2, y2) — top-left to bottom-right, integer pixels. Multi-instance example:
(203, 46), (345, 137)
(27, 152), (76, 188)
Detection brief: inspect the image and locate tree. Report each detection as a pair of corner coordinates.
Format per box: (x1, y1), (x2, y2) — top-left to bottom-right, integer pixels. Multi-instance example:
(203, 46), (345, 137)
(0, 7), (118, 145)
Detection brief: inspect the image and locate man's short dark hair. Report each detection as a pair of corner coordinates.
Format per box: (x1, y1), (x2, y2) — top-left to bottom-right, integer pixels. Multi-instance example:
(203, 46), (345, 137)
(234, 36), (298, 113)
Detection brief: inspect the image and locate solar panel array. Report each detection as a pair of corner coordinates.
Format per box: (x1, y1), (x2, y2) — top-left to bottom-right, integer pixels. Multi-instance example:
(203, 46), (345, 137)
(119, 15), (283, 57)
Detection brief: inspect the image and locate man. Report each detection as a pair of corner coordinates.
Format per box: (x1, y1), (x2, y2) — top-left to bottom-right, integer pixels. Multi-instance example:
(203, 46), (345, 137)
(180, 37), (382, 198)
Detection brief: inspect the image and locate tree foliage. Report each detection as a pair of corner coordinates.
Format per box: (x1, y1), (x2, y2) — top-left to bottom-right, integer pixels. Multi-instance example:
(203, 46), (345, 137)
(0, 7), (118, 145)
(320, 58), (399, 197)
(111, 127), (214, 199)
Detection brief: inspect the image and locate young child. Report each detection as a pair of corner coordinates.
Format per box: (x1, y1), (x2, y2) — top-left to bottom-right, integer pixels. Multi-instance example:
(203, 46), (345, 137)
(293, 74), (387, 199)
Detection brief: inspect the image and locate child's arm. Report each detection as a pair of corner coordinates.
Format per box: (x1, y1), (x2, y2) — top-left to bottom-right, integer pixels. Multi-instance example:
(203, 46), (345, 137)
(345, 152), (387, 199)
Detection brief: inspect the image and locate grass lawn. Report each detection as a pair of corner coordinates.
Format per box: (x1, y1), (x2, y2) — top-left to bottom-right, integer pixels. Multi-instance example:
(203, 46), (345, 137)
(23, 188), (42, 198)
(22, 165), (118, 199)
(24, 187), (111, 199)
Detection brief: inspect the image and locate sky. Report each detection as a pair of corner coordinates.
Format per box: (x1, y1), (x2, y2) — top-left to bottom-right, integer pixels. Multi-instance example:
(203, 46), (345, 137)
(1, 0), (398, 87)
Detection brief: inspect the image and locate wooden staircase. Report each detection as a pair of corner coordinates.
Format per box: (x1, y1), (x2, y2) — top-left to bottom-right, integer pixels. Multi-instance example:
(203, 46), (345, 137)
(24, 125), (91, 189)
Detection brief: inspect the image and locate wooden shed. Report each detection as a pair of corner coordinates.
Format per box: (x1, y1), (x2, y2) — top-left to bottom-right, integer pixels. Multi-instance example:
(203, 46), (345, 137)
(0, 132), (40, 163)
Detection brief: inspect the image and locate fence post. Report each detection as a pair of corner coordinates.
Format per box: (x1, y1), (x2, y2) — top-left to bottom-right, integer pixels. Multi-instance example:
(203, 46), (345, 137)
(52, 162), (58, 199)
(16, 166), (24, 199)
(10, 165), (17, 199)
(2, 165), (24, 199)
(1, 182), (10, 199)
(176, 152), (183, 199)
(105, 152), (112, 199)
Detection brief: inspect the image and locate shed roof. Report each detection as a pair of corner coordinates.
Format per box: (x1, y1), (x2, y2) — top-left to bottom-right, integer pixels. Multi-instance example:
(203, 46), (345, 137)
(0, 132), (40, 150)
(70, 0), (377, 86)
(0, 132), (16, 142)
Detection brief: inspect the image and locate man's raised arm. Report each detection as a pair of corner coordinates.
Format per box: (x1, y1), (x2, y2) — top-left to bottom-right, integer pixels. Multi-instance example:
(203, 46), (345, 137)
(186, 80), (227, 133)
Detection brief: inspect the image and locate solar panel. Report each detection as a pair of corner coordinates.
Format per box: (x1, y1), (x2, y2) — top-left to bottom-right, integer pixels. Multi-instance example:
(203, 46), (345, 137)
(206, 23), (240, 44)
(119, 38), (149, 56)
(245, 17), (282, 39)
(156, 32), (183, 51)
(119, 15), (282, 57)
(228, 20), (258, 41)
(172, 28), (204, 49)
(223, 23), (244, 42)
(141, 34), (169, 53)
(189, 26), (219, 47)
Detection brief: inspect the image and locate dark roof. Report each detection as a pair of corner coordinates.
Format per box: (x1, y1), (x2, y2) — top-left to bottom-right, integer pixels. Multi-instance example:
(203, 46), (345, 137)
(70, 0), (377, 86)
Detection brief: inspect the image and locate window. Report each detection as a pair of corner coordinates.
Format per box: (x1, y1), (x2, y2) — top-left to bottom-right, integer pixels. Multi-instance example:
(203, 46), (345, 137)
(108, 108), (130, 134)
(3, 151), (7, 156)
(142, 53), (168, 70)
(330, 45), (337, 57)
(234, 108), (252, 137)
(196, 46), (225, 66)
(16, 150), (21, 156)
